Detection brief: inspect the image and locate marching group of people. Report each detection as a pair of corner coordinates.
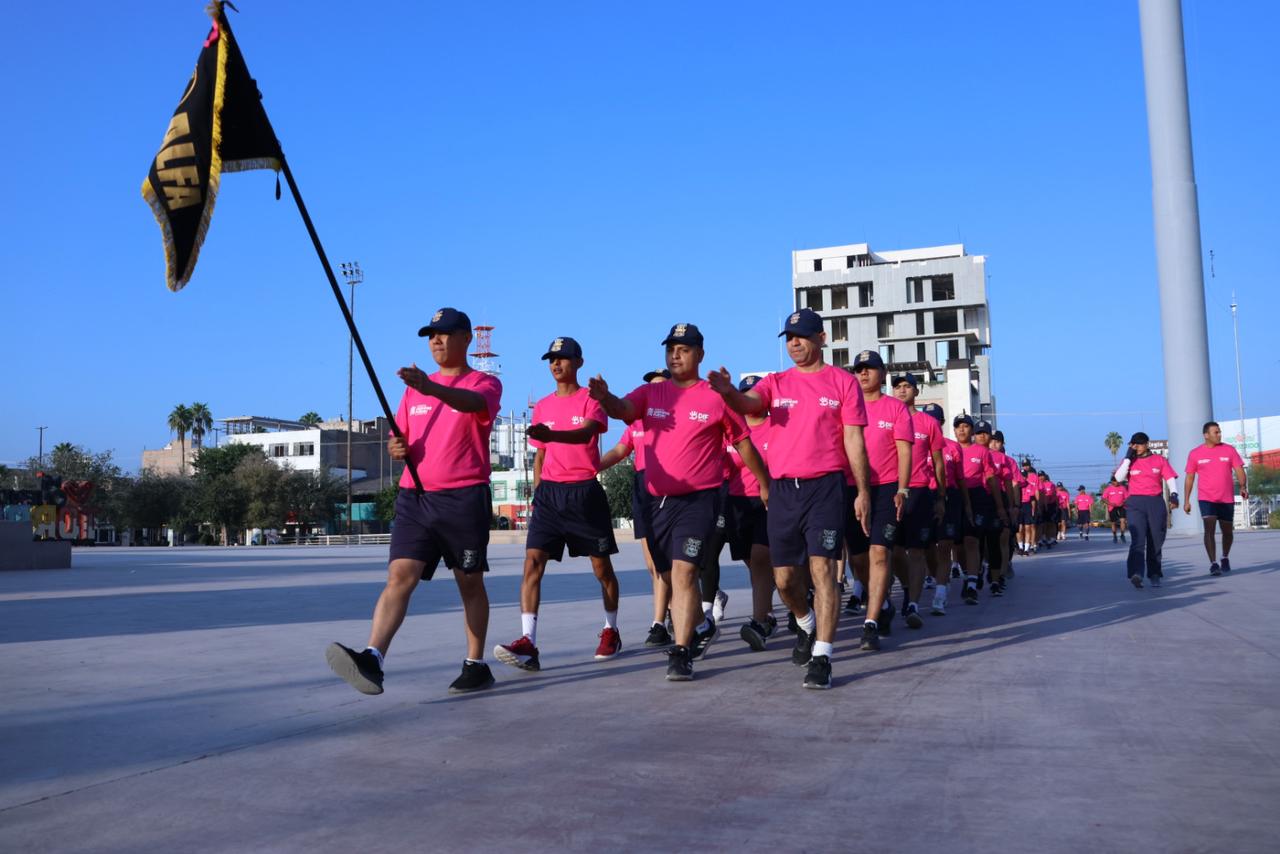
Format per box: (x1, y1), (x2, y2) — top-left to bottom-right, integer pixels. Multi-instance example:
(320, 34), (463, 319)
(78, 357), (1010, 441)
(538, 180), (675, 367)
(325, 307), (1251, 696)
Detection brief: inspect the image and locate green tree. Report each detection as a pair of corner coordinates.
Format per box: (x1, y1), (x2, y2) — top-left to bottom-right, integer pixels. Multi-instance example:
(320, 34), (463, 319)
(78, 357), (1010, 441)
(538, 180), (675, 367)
(237, 454), (287, 530)
(283, 468), (346, 532)
(168, 403), (193, 476)
(1250, 465), (1280, 501)
(192, 443), (265, 543)
(299, 411), (322, 426)
(598, 460), (634, 520)
(189, 402), (213, 449)
(25, 444), (127, 525)
(374, 483), (399, 523)
(1104, 431), (1123, 468)
(117, 472), (196, 541)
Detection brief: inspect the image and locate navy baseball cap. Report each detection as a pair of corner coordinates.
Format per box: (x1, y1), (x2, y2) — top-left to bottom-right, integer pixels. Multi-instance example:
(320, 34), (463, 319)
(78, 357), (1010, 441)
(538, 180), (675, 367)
(662, 323), (704, 347)
(891, 372), (919, 389)
(418, 307), (472, 337)
(541, 336), (583, 360)
(851, 349), (884, 371)
(992, 430), (1005, 442)
(779, 309), (824, 338)
(921, 403), (944, 425)
(642, 368), (671, 382)
(974, 419), (993, 435)
(738, 374), (764, 393)
(1129, 431), (1150, 445)
(953, 414), (974, 428)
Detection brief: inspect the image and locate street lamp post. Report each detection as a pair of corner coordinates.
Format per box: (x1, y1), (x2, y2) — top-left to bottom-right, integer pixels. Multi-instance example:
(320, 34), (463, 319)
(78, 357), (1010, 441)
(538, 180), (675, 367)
(36, 426), (47, 469)
(339, 261), (363, 536)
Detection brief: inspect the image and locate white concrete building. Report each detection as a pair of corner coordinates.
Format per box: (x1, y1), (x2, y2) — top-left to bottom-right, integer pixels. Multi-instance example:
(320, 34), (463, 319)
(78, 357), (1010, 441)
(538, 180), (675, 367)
(791, 242), (996, 426)
(221, 415), (393, 487)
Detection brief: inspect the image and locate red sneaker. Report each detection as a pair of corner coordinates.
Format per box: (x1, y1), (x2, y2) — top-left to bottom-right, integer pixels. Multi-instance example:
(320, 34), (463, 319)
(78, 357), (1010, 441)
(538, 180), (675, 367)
(494, 635), (540, 671)
(594, 627), (622, 660)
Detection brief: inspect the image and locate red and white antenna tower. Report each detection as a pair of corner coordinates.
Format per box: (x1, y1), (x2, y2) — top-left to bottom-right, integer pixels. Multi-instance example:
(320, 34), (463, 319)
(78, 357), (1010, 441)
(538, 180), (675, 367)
(471, 325), (501, 376)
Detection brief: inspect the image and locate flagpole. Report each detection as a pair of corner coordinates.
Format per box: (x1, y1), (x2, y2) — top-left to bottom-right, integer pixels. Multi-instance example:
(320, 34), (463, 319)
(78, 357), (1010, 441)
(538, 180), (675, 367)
(277, 156), (424, 494)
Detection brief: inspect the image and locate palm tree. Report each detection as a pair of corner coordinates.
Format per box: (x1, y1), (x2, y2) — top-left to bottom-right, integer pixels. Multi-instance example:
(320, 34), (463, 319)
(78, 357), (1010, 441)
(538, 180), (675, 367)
(189, 402), (213, 449)
(1104, 431), (1124, 468)
(168, 404), (193, 476)
(299, 411), (322, 426)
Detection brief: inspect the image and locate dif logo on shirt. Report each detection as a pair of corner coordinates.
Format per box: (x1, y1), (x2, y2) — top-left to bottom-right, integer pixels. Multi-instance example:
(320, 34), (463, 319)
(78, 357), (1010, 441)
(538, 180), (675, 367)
(646, 407), (671, 420)
(688, 410), (710, 423)
(817, 397), (840, 409)
(410, 404), (432, 416)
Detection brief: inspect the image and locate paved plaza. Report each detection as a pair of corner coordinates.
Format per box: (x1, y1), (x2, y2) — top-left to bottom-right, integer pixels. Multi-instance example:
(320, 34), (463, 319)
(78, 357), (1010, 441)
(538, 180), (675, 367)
(1, 531), (1278, 852)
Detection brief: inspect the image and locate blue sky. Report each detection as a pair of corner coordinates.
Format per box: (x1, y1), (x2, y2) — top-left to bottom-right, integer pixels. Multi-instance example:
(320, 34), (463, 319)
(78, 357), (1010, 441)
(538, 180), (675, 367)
(2, 1), (1277, 489)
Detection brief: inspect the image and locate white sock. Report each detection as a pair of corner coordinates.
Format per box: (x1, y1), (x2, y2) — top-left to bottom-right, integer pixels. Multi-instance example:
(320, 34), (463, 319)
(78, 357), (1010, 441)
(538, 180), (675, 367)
(702, 600), (714, 615)
(521, 612), (537, 644)
(966, 574), (978, 585)
(465, 657), (484, 664)
(364, 646), (384, 667)
(812, 640), (834, 658)
(797, 610), (816, 635)
(604, 610), (618, 630)
(864, 619), (878, 629)
(851, 580), (865, 599)
(935, 586), (947, 603)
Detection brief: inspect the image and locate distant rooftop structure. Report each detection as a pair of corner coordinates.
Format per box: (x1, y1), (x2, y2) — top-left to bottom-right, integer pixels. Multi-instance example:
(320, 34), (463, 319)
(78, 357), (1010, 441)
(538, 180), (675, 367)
(219, 416), (309, 435)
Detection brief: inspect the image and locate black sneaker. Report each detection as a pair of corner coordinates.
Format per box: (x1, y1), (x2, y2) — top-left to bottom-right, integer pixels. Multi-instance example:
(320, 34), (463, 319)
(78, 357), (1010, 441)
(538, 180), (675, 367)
(763, 613), (778, 636)
(1130, 575), (1144, 589)
(644, 622), (674, 648)
(962, 579), (978, 604)
(791, 626), (815, 666)
(666, 645), (693, 681)
(1209, 563), (1222, 577)
(1120, 532), (1127, 542)
(1221, 557), (1232, 573)
(904, 603), (923, 629)
(803, 655), (832, 690)
(991, 581), (1004, 597)
(448, 660), (495, 694)
(950, 565), (962, 580)
(691, 617), (718, 661)
(325, 642), (384, 695)
(860, 621), (881, 651)
(844, 592), (863, 614)
(740, 619), (771, 652)
(787, 611), (798, 634)
(878, 599), (895, 636)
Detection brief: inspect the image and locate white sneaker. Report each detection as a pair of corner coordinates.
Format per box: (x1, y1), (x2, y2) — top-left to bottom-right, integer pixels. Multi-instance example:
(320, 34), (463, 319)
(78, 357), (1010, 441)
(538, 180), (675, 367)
(931, 588), (947, 615)
(712, 590), (728, 623)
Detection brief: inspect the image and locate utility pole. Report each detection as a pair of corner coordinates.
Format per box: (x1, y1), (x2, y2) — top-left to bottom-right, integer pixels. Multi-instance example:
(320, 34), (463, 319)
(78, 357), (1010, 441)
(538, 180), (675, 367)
(1224, 252), (1250, 528)
(1138, 0), (1213, 535)
(36, 426), (47, 469)
(340, 261), (363, 536)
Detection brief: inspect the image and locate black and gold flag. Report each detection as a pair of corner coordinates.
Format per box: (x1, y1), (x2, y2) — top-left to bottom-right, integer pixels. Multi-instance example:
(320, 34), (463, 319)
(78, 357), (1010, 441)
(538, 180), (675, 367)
(143, 2), (282, 292)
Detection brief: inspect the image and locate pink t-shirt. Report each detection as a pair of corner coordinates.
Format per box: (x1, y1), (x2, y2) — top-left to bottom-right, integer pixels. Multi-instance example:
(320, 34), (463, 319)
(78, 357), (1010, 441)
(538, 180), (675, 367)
(1057, 488), (1070, 509)
(939, 438), (964, 489)
(863, 395), (914, 486)
(616, 422), (649, 472)
(1040, 479), (1056, 502)
(622, 380), (749, 496)
(1185, 443), (1244, 504)
(529, 387), (606, 483)
(1024, 473), (1040, 501)
(1074, 493), (1093, 511)
(394, 369), (502, 491)
(907, 410), (944, 489)
(1103, 485), (1128, 508)
(959, 442), (995, 492)
(1123, 454), (1178, 497)
(749, 364), (868, 480)
(987, 449), (1013, 489)
(727, 422), (770, 497)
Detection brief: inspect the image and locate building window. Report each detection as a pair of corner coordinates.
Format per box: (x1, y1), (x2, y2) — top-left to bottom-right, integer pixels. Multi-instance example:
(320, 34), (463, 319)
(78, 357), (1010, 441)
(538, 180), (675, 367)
(915, 311), (926, 335)
(805, 288), (823, 311)
(934, 310), (959, 334)
(292, 442), (315, 456)
(515, 480), (532, 500)
(917, 342), (927, 362)
(832, 348), (849, 367)
(876, 313), (895, 338)
(857, 282), (873, 308)
(813, 259), (823, 272)
(491, 481), (508, 501)
(905, 277), (925, 304)
(831, 318), (848, 341)
(831, 286), (848, 310)
(270, 443), (288, 458)
(930, 275), (956, 301)
(879, 344), (895, 363)
(936, 339), (959, 366)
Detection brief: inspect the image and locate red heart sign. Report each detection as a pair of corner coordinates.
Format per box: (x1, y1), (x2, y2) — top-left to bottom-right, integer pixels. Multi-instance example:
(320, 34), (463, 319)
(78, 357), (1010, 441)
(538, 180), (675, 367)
(63, 480), (94, 505)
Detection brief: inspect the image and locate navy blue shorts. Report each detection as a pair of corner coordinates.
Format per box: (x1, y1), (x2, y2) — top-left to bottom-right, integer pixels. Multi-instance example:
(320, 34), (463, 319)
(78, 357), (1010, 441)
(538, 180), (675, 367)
(649, 488), (719, 573)
(389, 486), (490, 578)
(847, 482), (900, 554)
(631, 470), (654, 539)
(1108, 506), (1126, 522)
(941, 487), (963, 541)
(966, 489), (998, 539)
(1198, 500), (1234, 522)
(725, 494), (768, 561)
(1076, 509), (1091, 526)
(768, 472), (845, 567)
(1018, 501), (1035, 526)
(526, 479), (618, 561)
(899, 487), (937, 549)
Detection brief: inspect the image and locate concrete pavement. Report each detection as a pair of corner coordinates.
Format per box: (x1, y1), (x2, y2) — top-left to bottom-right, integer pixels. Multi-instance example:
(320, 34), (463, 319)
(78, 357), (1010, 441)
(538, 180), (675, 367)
(1, 531), (1278, 852)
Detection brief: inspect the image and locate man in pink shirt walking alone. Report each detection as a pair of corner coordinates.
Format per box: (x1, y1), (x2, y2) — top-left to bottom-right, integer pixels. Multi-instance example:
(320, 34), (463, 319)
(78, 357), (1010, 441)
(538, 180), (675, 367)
(1183, 421), (1249, 576)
